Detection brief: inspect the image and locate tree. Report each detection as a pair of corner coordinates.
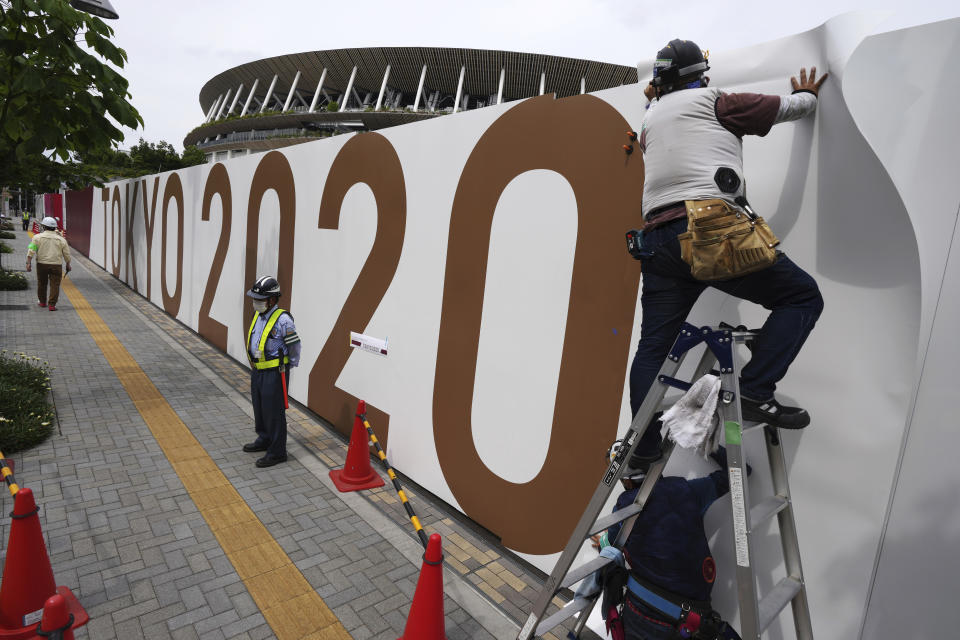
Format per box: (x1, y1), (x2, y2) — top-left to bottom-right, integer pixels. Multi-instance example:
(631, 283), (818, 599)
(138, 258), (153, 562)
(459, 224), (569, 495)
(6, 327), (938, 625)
(180, 145), (205, 168)
(0, 0), (142, 190)
(128, 138), (180, 173)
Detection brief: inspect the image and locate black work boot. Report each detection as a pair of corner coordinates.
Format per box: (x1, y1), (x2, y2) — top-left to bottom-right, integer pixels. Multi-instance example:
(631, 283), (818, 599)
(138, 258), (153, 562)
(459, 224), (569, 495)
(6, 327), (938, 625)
(741, 397), (810, 429)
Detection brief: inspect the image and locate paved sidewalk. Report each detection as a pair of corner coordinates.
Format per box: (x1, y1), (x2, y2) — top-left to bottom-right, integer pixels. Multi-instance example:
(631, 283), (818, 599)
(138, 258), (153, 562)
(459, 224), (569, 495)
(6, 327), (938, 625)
(0, 226), (589, 640)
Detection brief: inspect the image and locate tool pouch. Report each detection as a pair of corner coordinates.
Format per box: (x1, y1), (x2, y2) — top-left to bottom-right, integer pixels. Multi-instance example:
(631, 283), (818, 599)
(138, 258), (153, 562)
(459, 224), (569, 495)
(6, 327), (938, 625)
(677, 199), (779, 281)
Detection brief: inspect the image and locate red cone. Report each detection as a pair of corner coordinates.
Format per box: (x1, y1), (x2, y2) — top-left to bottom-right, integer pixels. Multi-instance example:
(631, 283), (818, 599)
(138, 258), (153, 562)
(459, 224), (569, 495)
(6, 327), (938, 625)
(329, 400), (385, 492)
(399, 533), (447, 640)
(0, 489), (88, 639)
(36, 593), (75, 640)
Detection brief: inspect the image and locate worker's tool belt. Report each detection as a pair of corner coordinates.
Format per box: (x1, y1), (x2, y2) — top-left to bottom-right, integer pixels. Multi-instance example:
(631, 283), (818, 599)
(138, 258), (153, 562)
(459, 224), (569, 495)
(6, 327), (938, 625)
(626, 574), (711, 622)
(677, 198), (779, 281)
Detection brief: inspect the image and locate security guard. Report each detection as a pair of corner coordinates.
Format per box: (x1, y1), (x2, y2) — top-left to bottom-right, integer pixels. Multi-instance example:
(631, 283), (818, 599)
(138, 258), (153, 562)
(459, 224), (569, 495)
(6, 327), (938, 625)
(243, 275), (300, 467)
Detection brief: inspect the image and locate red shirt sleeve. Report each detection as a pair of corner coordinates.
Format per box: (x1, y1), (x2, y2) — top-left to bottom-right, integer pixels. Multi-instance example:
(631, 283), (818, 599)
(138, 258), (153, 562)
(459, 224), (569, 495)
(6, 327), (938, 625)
(715, 92), (781, 137)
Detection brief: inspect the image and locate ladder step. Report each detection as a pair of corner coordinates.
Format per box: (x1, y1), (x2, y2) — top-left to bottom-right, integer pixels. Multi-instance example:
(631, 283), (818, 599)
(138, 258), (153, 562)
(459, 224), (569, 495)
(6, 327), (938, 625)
(535, 597), (593, 637)
(590, 503), (643, 537)
(560, 555), (613, 591)
(742, 420), (768, 433)
(749, 495), (789, 528)
(758, 576), (803, 632)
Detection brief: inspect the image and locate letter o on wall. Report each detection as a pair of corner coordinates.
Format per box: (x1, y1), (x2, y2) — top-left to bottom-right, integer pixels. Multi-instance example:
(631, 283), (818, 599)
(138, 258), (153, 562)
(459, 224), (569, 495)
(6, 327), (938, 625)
(433, 95), (644, 555)
(161, 173), (184, 317)
(111, 186), (122, 277)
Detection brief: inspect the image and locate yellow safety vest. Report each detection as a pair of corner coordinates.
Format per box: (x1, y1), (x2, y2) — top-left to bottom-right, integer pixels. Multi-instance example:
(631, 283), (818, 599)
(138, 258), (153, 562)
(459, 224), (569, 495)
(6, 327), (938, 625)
(246, 307), (290, 370)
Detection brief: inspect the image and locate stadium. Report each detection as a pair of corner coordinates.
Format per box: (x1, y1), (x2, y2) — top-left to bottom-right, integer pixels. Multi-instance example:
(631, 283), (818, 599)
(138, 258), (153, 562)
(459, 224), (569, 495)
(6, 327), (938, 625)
(183, 46), (638, 161)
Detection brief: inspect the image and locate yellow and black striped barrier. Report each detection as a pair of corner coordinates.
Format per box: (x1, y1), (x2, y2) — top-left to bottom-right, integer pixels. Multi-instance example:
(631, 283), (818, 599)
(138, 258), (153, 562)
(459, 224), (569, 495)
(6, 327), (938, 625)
(0, 452), (20, 497)
(361, 413), (430, 549)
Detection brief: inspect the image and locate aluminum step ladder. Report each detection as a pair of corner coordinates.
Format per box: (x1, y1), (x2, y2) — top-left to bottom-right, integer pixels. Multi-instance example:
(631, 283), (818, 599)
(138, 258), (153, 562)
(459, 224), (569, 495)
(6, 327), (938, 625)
(517, 322), (813, 640)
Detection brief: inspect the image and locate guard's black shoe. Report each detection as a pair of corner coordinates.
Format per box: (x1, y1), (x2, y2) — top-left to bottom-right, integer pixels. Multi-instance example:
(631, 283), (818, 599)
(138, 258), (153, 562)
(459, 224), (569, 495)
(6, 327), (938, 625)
(741, 397), (810, 429)
(255, 454), (287, 468)
(242, 441), (268, 453)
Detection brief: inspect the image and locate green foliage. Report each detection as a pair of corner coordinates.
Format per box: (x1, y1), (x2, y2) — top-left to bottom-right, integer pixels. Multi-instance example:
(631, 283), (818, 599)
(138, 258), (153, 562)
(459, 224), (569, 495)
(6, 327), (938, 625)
(180, 145), (205, 167)
(69, 138), (207, 182)
(0, 230), (14, 239)
(0, 241), (13, 253)
(0, 350), (55, 453)
(0, 0), (143, 191)
(0, 267), (27, 289)
(326, 101), (339, 112)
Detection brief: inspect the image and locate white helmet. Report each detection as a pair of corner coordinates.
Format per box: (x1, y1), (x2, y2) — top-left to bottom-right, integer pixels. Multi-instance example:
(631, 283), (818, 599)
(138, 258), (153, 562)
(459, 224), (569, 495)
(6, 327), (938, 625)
(41, 217), (58, 229)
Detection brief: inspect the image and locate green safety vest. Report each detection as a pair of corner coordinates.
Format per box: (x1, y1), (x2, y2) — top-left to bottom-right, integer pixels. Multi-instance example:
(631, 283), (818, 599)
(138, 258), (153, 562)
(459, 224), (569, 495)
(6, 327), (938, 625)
(22, 211), (28, 220)
(246, 307), (290, 370)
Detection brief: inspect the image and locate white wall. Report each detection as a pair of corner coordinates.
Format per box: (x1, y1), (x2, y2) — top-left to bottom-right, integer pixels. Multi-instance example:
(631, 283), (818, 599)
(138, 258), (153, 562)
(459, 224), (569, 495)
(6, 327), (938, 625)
(82, 16), (959, 639)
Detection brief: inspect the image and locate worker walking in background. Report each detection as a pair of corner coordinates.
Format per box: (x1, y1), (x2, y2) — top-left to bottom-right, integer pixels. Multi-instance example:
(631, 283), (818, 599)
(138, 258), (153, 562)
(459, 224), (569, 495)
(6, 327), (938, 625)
(25, 216), (71, 311)
(243, 276), (300, 468)
(628, 39), (827, 466)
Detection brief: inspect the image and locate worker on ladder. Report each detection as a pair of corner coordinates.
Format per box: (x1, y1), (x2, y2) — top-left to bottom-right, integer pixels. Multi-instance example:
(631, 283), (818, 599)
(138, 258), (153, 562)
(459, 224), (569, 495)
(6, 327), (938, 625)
(627, 39), (827, 466)
(597, 450), (749, 639)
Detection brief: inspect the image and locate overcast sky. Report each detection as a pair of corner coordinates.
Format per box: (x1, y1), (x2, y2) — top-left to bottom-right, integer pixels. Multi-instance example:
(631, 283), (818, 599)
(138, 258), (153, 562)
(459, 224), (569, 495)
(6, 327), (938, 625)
(104, 0), (957, 151)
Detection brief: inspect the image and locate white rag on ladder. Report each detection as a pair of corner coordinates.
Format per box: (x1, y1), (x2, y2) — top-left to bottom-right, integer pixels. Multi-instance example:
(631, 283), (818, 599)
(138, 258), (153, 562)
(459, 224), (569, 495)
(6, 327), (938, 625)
(662, 374), (722, 457)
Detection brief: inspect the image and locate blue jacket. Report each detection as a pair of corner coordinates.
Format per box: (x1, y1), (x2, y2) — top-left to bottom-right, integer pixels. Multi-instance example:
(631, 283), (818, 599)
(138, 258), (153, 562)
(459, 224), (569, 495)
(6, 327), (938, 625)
(609, 468), (729, 603)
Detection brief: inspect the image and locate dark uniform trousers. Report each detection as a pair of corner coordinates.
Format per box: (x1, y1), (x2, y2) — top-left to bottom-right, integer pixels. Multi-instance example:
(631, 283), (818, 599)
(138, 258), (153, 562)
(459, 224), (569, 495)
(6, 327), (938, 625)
(36, 263), (63, 306)
(251, 367), (288, 458)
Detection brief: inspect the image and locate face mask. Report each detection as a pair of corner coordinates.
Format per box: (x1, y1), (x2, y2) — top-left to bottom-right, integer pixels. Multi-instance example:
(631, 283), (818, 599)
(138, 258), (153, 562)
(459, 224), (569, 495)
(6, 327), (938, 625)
(252, 300), (267, 313)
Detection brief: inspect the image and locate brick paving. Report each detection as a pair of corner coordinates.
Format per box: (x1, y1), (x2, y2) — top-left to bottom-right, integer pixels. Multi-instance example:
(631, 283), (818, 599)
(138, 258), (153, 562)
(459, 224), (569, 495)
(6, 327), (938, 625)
(0, 225), (593, 640)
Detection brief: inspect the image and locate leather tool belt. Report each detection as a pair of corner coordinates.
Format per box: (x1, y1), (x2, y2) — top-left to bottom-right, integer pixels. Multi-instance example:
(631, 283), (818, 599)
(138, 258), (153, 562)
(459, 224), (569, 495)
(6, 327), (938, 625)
(677, 198), (779, 281)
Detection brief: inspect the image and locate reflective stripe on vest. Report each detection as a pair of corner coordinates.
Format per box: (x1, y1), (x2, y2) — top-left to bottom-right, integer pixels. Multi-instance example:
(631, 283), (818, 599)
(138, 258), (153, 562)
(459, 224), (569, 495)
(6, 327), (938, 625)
(246, 307), (290, 370)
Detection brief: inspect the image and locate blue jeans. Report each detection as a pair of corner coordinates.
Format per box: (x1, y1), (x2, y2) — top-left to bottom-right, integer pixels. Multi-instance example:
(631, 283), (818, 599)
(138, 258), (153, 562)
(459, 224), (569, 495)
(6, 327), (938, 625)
(629, 218), (823, 457)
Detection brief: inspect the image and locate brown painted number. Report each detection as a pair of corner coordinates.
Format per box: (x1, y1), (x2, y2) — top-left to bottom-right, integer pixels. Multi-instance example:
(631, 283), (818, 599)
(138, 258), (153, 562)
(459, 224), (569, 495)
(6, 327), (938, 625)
(307, 133), (407, 451)
(199, 164), (233, 353)
(244, 151), (297, 328)
(432, 95), (644, 554)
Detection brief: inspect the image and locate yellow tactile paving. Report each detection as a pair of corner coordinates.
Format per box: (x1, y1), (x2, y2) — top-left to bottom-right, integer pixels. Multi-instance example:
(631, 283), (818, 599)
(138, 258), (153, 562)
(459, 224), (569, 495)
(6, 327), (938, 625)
(60, 277), (352, 640)
(245, 566), (314, 610)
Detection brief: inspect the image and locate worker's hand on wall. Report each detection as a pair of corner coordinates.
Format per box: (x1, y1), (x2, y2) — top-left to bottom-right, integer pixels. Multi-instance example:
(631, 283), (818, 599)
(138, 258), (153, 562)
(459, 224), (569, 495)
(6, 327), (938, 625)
(791, 67), (829, 96)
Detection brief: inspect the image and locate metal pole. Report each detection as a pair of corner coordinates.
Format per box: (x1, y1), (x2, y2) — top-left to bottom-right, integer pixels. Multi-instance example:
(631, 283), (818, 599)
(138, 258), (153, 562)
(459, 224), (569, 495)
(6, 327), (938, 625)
(413, 64), (427, 110)
(375, 64), (391, 111)
(260, 74), (278, 113)
(339, 66), (357, 112)
(282, 71), (301, 111)
(453, 65), (465, 113)
(240, 78), (259, 116)
(215, 88), (232, 119)
(227, 83), (244, 115)
(309, 69), (327, 112)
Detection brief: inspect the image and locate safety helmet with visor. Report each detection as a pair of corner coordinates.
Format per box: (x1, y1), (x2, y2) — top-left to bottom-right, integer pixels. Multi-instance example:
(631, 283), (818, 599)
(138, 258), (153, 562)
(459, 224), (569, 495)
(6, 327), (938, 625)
(246, 275), (281, 314)
(652, 39), (709, 92)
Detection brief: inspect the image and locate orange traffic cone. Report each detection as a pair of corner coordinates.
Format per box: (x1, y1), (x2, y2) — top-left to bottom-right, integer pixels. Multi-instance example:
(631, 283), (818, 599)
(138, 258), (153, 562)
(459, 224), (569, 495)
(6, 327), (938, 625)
(329, 400), (385, 492)
(0, 488), (88, 639)
(398, 533), (447, 640)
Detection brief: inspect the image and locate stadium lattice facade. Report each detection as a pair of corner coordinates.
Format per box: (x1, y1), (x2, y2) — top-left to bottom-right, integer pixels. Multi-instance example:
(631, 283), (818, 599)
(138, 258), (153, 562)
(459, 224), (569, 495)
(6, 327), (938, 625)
(185, 46), (638, 161)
